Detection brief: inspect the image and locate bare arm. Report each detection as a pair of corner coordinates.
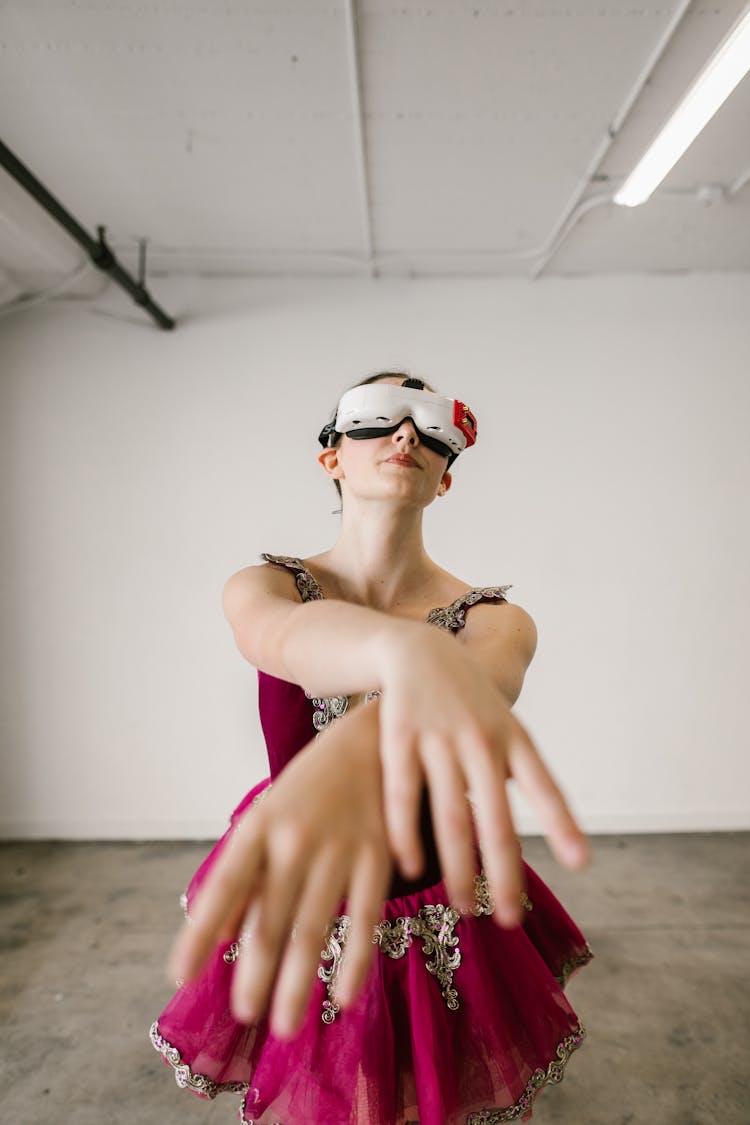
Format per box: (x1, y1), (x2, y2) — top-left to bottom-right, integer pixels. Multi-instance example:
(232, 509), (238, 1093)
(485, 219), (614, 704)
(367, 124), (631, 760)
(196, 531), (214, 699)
(223, 562), (586, 914)
(278, 599), (414, 696)
(223, 563), (423, 697)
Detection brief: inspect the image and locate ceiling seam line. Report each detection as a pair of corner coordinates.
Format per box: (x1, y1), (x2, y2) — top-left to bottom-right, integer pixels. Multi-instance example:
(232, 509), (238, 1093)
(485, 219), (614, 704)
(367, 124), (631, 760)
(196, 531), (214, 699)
(529, 0), (694, 280)
(344, 0), (376, 277)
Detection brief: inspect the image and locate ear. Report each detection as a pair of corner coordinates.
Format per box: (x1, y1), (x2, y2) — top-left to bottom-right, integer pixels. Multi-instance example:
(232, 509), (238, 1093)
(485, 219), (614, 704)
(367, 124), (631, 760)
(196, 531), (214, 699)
(318, 446), (345, 480)
(439, 470), (452, 495)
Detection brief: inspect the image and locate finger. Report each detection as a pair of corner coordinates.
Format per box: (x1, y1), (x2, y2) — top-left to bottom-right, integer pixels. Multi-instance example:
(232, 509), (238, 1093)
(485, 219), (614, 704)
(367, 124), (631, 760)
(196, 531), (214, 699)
(230, 824), (306, 1024)
(269, 845), (349, 1040)
(167, 829), (265, 984)
(333, 843), (392, 1010)
(380, 717), (425, 879)
(464, 744), (524, 928)
(421, 735), (478, 910)
(506, 725), (590, 869)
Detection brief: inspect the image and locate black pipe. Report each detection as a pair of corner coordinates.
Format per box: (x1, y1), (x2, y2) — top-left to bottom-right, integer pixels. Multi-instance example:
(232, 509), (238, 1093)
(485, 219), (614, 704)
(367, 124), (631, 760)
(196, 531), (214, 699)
(0, 137), (175, 330)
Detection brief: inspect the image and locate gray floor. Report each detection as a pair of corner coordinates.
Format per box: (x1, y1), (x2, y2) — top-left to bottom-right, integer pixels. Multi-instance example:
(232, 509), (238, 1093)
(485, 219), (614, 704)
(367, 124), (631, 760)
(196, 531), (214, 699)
(1, 833), (748, 1125)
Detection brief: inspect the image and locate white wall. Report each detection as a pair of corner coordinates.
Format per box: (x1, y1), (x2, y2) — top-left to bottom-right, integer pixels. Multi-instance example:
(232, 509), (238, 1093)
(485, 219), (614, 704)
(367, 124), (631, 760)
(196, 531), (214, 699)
(1, 273), (748, 839)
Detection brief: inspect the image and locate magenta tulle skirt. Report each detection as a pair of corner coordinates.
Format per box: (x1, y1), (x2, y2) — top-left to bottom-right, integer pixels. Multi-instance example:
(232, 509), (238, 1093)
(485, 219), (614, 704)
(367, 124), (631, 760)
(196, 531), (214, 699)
(150, 777), (594, 1125)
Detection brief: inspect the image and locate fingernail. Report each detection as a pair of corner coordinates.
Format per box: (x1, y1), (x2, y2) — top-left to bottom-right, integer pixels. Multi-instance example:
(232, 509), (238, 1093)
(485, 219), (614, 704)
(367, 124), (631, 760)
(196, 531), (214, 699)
(400, 854), (423, 879)
(497, 906), (521, 928)
(232, 998), (258, 1025)
(271, 1010), (300, 1040)
(562, 838), (587, 865)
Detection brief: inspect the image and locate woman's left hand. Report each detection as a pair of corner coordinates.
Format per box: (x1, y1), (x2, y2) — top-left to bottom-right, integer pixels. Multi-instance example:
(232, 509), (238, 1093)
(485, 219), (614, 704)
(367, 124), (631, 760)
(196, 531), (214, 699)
(167, 699), (392, 1040)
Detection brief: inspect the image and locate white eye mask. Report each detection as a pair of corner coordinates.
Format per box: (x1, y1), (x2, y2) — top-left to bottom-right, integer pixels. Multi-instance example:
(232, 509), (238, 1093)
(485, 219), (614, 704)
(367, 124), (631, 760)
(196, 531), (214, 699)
(318, 381), (477, 468)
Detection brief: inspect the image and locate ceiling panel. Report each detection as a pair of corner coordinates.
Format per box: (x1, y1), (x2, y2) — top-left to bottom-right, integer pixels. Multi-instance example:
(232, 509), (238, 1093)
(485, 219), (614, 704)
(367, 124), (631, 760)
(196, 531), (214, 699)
(0, 2), (364, 255)
(0, 0), (747, 293)
(360, 3), (681, 250)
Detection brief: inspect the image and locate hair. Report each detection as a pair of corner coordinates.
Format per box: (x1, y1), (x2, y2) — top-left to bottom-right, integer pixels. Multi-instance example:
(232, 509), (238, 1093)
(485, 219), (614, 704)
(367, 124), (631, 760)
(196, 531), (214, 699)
(323, 371), (440, 514)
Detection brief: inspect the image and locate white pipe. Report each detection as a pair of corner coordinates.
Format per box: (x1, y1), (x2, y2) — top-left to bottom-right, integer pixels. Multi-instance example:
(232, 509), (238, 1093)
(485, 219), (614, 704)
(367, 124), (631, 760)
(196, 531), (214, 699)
(529, 0), (695, 279)
(344, 0), (376, 277)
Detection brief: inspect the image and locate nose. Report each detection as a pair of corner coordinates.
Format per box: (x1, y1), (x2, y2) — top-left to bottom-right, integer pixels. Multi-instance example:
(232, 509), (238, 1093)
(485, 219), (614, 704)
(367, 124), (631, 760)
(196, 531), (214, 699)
(392, 417), (419, 446)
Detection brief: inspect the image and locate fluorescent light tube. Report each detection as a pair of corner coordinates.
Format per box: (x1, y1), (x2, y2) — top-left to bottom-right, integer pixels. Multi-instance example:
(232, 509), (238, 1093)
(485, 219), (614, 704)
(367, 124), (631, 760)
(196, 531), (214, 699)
(614, 3), (750, 207)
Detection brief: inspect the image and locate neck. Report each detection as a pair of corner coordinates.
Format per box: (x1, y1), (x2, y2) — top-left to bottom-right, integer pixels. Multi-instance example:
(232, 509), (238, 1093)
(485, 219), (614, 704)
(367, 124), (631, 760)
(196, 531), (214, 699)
(323, 501), (440, 609)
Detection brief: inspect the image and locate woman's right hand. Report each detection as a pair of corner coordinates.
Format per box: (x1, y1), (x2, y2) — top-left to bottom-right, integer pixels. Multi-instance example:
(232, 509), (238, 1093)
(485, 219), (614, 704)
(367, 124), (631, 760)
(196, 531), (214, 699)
(376, 623), (590, 925)
(167, 696), (394, 1040)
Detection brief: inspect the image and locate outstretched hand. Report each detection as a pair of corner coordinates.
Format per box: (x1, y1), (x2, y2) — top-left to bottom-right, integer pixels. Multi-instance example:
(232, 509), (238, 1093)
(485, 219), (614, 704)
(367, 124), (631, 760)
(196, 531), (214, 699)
(378, 625), (590, 924)
(167, 699), (393, 1040)
(167, 631), (590, 1041)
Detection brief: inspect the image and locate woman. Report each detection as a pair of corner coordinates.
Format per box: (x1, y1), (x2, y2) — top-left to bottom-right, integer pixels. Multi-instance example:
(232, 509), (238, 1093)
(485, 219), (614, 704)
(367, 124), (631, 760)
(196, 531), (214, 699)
(152, 372), (593, 1125)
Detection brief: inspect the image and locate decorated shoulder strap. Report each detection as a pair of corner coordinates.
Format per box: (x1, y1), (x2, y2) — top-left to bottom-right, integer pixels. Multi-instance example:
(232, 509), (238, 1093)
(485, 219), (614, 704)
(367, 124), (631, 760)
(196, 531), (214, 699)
(259, 552), (325, 603)
(427, 585), (513, 633)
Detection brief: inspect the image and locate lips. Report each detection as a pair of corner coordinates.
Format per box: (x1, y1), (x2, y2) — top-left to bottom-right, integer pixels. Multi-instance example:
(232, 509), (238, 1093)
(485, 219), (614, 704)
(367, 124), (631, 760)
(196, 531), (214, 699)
(386, 455), (419, 467)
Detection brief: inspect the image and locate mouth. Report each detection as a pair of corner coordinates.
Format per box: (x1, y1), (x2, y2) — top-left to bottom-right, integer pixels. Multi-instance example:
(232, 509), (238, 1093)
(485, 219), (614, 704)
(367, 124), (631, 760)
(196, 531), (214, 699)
(385, 455), (420, 468)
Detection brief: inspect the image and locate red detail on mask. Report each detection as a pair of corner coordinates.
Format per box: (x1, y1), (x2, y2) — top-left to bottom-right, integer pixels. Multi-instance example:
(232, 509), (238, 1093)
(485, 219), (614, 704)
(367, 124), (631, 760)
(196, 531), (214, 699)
(453, 401), (477, 446)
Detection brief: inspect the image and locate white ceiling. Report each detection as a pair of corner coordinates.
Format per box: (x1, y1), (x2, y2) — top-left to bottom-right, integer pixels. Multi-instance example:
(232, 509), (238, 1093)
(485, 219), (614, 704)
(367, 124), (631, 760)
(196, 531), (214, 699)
(1, 0), (749, 304)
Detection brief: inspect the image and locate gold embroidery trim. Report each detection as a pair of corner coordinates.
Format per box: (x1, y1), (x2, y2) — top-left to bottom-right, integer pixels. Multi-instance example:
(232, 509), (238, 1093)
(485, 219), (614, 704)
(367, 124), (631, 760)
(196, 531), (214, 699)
(317, 871), (533, 1022)
(466, 1021), (587, 1122)
(318, 915), (351, 1024)
(150, 1018), (587, 1125)
(374, 903), (462, 1010)
(469, 871), (533, 918)
(426, 585), (513, 632)
(304, 687), (349, 733)
(149, 1021), (249, 1099)
(259, 553), (325, 603)
(556, 943), (595, 988)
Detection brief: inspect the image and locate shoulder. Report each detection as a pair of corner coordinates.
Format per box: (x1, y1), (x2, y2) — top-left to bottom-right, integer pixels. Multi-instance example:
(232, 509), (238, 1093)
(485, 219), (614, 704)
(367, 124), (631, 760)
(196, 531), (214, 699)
(222, 557), (302, 621)
(461, 598), (537, 662)
(222, 558), (313, 675)
(457, 599), (537, 706)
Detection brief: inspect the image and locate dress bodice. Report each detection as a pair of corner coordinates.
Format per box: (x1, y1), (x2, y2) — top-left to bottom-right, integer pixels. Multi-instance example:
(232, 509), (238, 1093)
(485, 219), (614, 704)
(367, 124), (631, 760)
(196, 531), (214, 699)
(256, 552), (512, 780)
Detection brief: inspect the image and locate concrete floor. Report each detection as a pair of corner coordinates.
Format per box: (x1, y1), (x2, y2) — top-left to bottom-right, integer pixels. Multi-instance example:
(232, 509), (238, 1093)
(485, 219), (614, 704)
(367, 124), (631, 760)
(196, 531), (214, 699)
(1, 832), (748, 1125)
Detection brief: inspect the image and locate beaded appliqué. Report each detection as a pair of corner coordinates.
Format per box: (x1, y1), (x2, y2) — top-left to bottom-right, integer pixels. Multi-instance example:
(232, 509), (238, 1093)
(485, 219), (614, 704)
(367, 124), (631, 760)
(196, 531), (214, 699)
(426, 585), (513, 632)
(317, 870), (534, 1022)
(260, 552), (326, 604)
(318, 916), (351, 1023)
(303, 685), (381, 734)
(469, 871), (534, 919)
(304, 688), (350, 733)
(223, 931), (257, 966)
(374, 904), (463, 1010)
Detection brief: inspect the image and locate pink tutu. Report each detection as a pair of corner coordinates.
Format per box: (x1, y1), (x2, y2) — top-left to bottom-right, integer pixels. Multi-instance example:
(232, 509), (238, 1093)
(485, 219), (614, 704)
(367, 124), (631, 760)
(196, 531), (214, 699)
(151, 778), (593, 1125)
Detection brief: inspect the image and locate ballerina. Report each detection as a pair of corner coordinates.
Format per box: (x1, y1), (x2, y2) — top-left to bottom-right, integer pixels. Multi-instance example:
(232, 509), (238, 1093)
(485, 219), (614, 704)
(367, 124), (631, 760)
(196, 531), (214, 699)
(152, 371), (593, 1125)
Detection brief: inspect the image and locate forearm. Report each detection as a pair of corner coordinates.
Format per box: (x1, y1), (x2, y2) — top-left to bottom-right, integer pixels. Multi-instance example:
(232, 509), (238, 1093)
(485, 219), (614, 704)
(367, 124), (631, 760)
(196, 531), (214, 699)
(276, 598), (421, 697)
